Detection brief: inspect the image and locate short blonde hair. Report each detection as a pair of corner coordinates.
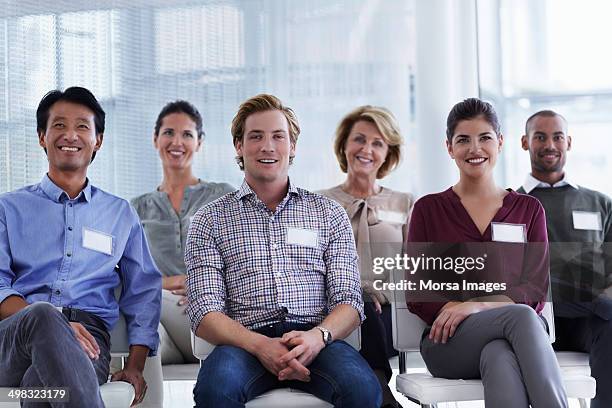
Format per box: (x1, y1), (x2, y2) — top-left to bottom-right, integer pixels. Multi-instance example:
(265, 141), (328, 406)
(334, 106), (403, 178)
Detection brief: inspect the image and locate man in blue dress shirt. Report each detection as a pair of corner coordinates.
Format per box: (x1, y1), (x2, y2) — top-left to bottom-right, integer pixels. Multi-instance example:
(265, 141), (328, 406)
(0, 87), (161, 407)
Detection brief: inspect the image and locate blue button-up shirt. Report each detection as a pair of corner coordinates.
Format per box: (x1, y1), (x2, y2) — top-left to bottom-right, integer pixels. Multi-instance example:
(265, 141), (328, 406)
(0, 175), (161, 354)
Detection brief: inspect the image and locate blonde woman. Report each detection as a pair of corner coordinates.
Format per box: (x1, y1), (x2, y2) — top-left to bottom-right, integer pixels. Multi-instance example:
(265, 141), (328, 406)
(319, 106), (413, 408)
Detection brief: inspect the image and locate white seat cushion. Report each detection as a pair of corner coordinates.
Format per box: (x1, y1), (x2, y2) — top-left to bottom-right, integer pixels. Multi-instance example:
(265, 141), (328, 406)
(556, 351), (591, 375)
(396, 371), (596, 404)
(396, 373), (484, 404)
(162, 363), (200, 381)
(0, 382), (134, 408)
(246, 388), (332, 408)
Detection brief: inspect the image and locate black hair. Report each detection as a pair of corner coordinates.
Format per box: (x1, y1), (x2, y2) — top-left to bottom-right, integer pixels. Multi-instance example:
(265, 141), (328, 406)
(524, 110), (567, 135)
(36, 86), (105, 162)
(446, 98), (500, 143)
(154, 100), (204, 140)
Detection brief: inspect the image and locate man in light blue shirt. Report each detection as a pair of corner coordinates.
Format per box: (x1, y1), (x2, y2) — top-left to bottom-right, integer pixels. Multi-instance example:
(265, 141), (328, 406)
(0, 87), (161, 407)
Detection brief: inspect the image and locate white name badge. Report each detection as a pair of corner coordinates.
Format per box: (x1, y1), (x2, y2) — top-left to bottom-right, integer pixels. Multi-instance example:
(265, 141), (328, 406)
(286, 227), (318, 248)
(377, 210), (406, 224)
(572, 211), (602, 231)
(491, 222), (526, 243)
(82, 227), (114, 255)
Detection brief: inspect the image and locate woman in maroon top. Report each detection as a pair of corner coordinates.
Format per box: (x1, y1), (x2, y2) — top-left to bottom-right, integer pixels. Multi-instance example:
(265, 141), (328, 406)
(407, 98), (568, 407)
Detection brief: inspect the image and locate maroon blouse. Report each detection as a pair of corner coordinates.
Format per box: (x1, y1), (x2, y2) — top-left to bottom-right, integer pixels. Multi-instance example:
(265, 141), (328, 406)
(406, 187), (549, 325)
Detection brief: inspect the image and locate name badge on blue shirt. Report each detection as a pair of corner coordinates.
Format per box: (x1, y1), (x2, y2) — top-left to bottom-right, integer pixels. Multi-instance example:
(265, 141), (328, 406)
(286, 227), (318, 248)
(82, 227), (114, 255)
(491, 222), (526, 243)
(572, 211), (602, 231)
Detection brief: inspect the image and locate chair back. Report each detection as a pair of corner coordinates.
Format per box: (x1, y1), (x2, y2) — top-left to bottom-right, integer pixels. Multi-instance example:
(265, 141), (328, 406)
(390, 269), (426, 352)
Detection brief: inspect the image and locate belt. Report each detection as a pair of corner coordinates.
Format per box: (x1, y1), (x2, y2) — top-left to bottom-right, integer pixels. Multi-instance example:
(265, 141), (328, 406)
(61, 307), (108, 335)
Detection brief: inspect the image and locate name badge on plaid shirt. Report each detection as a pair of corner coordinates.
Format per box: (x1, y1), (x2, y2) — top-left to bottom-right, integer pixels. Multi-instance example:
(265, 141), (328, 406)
(286, 227), (318, 248)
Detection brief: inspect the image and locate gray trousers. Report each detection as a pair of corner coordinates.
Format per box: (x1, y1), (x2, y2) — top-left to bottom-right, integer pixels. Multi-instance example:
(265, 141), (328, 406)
(420, 304), (568, 408)
(159, 289), (198, 364)
(0, 302), (108, 408)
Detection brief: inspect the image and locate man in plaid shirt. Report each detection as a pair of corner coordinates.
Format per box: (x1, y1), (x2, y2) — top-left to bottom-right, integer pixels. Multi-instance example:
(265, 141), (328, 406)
(186, 94), (382, 407)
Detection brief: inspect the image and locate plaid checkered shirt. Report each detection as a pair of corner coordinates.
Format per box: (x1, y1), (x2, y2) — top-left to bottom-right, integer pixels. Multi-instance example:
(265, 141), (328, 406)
(185, 179), (364, 332)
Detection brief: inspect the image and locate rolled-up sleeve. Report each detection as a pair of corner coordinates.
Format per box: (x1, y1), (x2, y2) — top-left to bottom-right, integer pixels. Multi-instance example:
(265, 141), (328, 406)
(117, 208), (162, 356)
(185, 206), (227, 332)
(324, 202), (364, 322)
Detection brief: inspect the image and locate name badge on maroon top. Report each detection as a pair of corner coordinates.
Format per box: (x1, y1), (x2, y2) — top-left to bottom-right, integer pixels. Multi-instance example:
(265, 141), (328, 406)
(491, 222), (526, 243)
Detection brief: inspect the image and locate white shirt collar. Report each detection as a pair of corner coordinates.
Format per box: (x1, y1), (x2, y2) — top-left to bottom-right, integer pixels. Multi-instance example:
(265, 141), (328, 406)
(521, 173), (579, 194)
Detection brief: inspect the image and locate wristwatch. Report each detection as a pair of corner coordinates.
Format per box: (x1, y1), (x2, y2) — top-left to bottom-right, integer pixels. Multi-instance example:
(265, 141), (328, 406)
(315, 326), (333, 346)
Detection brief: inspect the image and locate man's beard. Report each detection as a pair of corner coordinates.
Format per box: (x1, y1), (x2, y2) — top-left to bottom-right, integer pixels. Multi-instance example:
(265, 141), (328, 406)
(532, 153), (564, 173)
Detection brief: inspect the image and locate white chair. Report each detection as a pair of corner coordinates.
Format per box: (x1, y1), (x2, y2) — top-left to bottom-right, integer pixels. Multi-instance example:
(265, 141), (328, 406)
(390, 288), (596, 408)
(0, 310), (135, 408)
(190, 328), (361, 407)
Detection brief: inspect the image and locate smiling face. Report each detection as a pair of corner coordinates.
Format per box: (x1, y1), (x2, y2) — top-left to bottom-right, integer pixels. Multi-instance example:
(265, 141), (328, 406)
(344, 120), (389, 179)
(38, 100), (102, 174)
(235, 109), (295, 185)
(447, 116), (503, 179)
(521, 114), (571, 175)
(154, 112), (201, 171)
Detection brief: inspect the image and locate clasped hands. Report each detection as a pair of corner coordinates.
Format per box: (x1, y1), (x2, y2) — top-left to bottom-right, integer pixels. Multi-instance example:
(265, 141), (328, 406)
(254, 328), (325, 383)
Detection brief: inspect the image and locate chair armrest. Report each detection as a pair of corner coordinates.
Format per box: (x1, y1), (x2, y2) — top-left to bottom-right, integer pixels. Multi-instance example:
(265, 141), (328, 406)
(392, 302), (427, 352)
(541, 302), (556, 343)
(110, 313), (130, 357)
(191, 331), (217, 360)
(344, 327), (361, 350)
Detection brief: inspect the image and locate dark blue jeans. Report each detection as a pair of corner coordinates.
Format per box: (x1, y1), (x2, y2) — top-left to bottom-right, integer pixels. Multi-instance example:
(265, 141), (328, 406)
(193, 322), (382, 407)
(0, 302), (107, 408)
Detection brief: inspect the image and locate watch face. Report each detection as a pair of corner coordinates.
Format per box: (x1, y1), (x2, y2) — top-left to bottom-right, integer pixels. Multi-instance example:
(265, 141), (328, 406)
(318, 327), (331, 344)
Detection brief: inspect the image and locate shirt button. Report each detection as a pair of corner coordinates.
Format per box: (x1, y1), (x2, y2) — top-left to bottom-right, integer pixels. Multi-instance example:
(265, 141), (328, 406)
(271, 243), (278, 250)
(55, 290), (61, 295)
(66, 253), (72, 257)
(275, 272), (282, 278)
(68, 226), (73, 231)
(68, 203), (73, 207)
